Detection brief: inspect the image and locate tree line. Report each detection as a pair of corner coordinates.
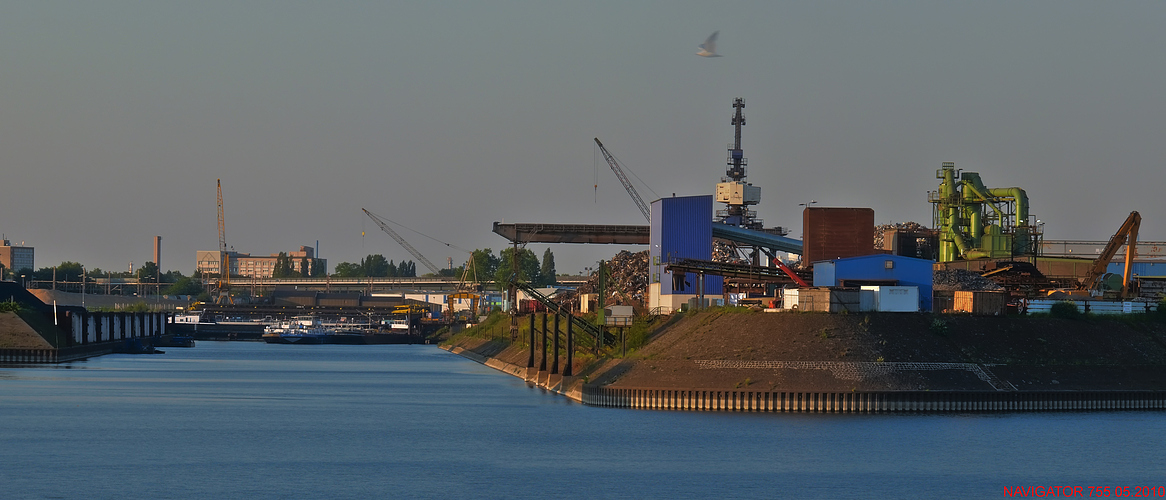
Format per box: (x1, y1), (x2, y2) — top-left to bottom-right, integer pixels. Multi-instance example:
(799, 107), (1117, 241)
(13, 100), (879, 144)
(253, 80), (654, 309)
(3, 247), (559, 294)
(331, 255), (418, 278)
(324, 247), (557, 288)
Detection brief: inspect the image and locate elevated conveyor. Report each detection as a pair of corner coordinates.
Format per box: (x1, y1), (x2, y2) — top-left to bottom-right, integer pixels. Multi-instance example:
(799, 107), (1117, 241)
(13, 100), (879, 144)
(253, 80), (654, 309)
(711, 223), (803, 255)
(491, 222), (801, 255)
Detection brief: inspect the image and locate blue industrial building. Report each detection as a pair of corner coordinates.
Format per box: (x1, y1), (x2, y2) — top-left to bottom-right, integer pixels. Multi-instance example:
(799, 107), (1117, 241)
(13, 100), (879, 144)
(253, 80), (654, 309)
(648, 195), (723, 312)
(812, 254), (934, 312)
(1107, 261), (1166, 278)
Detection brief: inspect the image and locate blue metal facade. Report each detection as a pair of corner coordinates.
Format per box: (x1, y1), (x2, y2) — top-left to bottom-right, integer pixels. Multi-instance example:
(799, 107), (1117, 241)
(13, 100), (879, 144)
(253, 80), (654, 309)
(1107, 261), (1166, 278)
(649, 195), (723, 295)
(812, 254), (934, 311)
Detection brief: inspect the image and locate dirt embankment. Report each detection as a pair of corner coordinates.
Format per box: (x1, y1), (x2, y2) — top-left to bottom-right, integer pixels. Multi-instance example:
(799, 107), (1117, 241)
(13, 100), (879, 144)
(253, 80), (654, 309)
(446, 310), (1166, 393)
(0, 312), (53, 349)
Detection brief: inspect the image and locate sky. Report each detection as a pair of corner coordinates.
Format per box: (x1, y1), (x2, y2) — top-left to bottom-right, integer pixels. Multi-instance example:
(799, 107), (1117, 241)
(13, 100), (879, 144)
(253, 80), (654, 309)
(2, 1), (1163, 276)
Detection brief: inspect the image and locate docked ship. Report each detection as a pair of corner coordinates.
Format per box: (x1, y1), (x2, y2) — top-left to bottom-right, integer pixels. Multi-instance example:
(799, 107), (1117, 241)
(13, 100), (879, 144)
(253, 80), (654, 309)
(262, 316), (369, 345)
(171, 312), (267, 340)
(262, 316), (330, 344)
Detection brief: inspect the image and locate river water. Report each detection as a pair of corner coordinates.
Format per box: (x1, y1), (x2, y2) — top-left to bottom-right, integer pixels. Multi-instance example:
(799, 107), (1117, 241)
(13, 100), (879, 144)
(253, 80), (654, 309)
(1, 342), (1163, 499)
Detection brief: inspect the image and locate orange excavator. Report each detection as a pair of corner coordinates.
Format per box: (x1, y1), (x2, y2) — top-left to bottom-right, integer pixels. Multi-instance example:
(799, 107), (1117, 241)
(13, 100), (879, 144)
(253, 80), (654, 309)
(1078, 211), (1140, 299)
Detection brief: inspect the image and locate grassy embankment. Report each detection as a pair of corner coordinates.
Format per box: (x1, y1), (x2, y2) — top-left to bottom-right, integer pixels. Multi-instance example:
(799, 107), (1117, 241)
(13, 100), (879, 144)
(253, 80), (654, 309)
(445, 300), (1166, 391)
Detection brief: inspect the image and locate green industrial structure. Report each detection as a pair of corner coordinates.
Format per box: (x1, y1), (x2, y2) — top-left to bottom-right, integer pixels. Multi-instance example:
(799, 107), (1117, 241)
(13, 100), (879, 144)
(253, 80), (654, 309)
(929, 162), (1042, 262)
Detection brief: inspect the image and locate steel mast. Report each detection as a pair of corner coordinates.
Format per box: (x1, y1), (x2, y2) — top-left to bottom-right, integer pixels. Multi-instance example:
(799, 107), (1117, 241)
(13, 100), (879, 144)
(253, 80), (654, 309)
(716, 97), (763, 230)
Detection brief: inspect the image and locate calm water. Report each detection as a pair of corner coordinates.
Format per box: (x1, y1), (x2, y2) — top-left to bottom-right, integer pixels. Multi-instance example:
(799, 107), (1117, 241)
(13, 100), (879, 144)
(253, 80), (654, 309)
(1, 342), (1163, 499)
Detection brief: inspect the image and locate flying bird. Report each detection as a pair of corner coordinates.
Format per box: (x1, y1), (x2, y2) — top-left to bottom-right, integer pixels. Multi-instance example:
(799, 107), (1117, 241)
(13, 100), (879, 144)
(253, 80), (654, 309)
(696, 31), (722, 57)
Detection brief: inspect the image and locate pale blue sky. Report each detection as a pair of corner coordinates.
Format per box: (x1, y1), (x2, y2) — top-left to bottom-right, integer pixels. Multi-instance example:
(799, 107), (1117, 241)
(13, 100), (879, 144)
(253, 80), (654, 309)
(2, 2), (1163, 274)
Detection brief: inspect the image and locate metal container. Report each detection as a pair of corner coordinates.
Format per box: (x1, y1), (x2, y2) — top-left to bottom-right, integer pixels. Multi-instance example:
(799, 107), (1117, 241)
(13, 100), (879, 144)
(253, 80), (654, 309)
(953, 290), (1006, 315)
(802, 207), (876, 267)
(861, 286), (920, 312)
(797, 287), (862, 313)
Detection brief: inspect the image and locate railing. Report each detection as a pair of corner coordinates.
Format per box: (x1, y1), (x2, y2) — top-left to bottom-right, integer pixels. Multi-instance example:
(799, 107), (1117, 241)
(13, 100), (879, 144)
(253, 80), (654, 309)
(512, 279), (611, 348)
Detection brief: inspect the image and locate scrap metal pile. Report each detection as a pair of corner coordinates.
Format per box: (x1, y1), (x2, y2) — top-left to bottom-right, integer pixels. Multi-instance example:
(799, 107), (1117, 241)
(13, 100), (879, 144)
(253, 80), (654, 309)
(874, 221), (930, 249)
(712, 240), (749, 264)
(933, 269), (1005, 291)
(562, 250), (649, 306)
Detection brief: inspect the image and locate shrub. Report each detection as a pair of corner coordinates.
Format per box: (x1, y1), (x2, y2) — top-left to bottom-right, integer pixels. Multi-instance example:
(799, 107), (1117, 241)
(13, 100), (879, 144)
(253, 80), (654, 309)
(929, 318), (949, 336)
(0, 300), (22, 313)
(1050, 301), (1082, 319)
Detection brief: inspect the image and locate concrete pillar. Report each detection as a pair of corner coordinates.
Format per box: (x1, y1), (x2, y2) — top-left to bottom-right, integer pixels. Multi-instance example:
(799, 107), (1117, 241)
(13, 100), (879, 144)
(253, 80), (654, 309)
(564, 316), (573, 377)
(538, 313), (547, 372)
(526, 314), (535, 368)
(551, 313), (559, 375)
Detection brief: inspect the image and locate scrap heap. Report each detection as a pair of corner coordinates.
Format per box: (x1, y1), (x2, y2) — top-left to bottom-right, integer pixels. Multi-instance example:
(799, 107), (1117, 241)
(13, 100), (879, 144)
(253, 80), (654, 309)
(874, 221), (930, 249)
(568, 250), (650, 306)
(933, 269), (1005, 291)
(712, 240), (749, 264)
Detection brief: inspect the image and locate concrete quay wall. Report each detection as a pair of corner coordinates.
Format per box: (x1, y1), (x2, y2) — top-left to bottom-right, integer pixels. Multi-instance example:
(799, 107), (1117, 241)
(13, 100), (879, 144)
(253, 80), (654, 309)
(442, 338), (1166, 413)
(441, 344), (585, 402)
(0, 311), (170, 364)
(582, 386), (1166, 413)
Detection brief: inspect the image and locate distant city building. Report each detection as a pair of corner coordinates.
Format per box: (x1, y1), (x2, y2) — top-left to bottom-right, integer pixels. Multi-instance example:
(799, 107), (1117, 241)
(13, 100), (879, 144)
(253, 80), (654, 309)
(196, 246), (325, 279)
(0, 239), (35, 277)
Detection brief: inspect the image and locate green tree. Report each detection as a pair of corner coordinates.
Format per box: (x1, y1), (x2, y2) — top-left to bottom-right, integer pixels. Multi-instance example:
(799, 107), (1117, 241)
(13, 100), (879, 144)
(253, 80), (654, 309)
(398, 260), (416, 277)
(164, 276), (204, 296)
(468, 249), (500, 281)
(333, 262), (364, 277)
(311, 259), (326, 277)
(136, 261), (160, 283)
(494, 248), (541, 290)
(300, 256), (310, 277)
(362, 254), (391, 277)
(539, 248), (556, 286)
(14, 267), (34, 281)
(272, 252), (295, 278)
(54, 262), (85, 282)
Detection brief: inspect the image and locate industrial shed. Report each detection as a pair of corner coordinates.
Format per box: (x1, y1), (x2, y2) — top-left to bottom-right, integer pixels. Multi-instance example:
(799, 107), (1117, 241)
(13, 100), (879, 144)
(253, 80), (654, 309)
(647, 195), (724, 313)
(812, 254), (934, 312)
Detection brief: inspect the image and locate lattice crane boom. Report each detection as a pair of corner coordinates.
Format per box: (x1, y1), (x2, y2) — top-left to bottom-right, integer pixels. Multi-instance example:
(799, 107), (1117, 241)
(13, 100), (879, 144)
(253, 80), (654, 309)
(215, 179), (232, 304)
(594, 138), (652, 222)
(362, 208), (442, 275)
(217, 179), (227, 256)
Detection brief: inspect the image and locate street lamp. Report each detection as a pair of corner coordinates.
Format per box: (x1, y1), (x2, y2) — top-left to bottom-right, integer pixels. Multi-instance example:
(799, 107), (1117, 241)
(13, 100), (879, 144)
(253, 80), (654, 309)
(798, 200), (818, 209)
(21, 274), (26, 289)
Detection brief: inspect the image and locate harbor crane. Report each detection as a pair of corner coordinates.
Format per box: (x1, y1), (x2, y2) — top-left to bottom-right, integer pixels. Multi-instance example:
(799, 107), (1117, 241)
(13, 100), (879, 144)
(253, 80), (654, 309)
(215, 179), (233, 304)
(594, 138), (652, 222)
(362, 208), (442, 276)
